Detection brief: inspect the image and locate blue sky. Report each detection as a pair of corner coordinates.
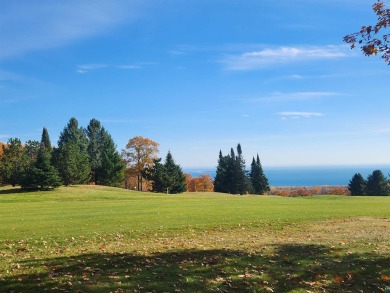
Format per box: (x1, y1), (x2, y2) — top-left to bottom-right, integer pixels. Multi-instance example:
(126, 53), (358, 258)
(1, 0), (390, 168)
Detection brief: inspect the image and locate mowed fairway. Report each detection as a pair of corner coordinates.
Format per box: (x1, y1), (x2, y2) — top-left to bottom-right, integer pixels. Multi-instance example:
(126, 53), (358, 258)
(1, 186), (390, 292)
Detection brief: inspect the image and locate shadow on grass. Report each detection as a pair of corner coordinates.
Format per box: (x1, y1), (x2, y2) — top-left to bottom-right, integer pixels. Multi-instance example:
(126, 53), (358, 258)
(0, 187), (27, 195)
(1, 244), (390, 292)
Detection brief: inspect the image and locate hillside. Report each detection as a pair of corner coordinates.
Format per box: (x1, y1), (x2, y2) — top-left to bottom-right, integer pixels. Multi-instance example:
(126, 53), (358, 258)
(1, 185), (390, 292)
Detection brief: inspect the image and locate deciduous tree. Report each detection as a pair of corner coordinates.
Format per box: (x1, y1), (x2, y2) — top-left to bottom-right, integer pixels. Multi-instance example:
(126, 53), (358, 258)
(344, 1), (390, 64)
(122, 136), (159, 191)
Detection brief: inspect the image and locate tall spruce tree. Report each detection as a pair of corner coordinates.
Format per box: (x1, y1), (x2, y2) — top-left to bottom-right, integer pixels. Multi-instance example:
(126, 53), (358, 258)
(250, 154), (270, 194)
(55, 118), (91, 185)
(348, 173), (366, 196)
(144, 152), (186, 193)
(21, 128), (62, 190)
(365, 170), (390, 196)
(214, 150), (229, 193)
(41, 127), (52, 151)
(164, 151), (187, 194)
(97, 129), (125, 186)
(86, 119), (124, 186)
(86, 119), (102, 184)
(235, 144), (247, 195)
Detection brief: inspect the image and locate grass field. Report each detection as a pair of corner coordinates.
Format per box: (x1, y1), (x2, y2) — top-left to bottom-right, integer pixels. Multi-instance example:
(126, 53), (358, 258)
(1, 185), (390, 292)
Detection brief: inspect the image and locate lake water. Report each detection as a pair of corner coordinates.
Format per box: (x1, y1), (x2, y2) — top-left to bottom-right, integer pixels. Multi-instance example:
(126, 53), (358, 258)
(184, 165), (390, 187)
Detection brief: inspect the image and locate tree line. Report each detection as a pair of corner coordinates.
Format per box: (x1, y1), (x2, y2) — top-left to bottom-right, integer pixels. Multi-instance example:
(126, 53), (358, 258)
(0, 119), (188, 193)
(214, 144), (270, 195)
(0, 118), (124, 190)
(348, 170), (390, 196)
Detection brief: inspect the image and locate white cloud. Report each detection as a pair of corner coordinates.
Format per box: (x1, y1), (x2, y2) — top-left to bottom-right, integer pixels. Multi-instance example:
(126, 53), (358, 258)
(222, 45), (349, 70)
(250, 91), (342, 103)
(77, 63), (144, 73)
(278, 111), (325, 119)
(77, 64), (108, 74)
(0, 1), (141, 59)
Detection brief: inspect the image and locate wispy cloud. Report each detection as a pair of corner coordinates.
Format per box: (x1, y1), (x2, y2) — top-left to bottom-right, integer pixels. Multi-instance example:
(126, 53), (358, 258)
(278, 111), (325, 119)
(77, 63), (143, 73)
(250, 91), (342, 103)
(222, 45), (349, 70)
(0, 1), (141, 59)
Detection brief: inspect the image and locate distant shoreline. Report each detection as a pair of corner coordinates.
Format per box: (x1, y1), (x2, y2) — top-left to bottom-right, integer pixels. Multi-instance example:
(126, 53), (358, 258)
(184, 165), (390, 187)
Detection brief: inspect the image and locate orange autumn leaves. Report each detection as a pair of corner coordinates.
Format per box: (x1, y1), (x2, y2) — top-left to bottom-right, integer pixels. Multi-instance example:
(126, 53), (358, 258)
(0, 142), (6, 156)
(185, 174), (214, 192)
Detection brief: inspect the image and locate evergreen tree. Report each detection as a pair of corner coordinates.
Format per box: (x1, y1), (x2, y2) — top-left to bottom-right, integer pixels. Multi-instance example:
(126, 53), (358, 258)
(86, 119), (125, 186)
(144, 152), (186, 194)
(214, 150), (229, 193)
(24, 140), (41, 165)
(98, 129), (125, 186)
(250, 154), (270, 194)
(41, 127), (52, 152)
(21, 149), (62, 190)
(365, 170), (390, 196)
(55, 118), (91, 185)
(164, 151), (187, 194)
(144, 158), (166, 192)
(0, 138), (28, 186)
(86, 119), (102, 184)
(235, 144), (247, 195)
(21, 128), (62, 190)
(227, 148), (237, 193)
(348, 173), (366, 196)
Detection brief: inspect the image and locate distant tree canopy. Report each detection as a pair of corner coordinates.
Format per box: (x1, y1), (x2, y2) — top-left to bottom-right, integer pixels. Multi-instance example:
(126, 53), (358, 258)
(348, 170), (390, 196)
(344, 1), (390, 65)
(214, 144), (269, 195)
(0, 118), (125, 190)
(143, 151), (187, 194)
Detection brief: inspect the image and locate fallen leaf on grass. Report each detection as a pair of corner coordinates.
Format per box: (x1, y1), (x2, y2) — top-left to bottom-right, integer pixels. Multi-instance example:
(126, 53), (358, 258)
(381, 274), (390, 281)
(333, 276), (343, 283)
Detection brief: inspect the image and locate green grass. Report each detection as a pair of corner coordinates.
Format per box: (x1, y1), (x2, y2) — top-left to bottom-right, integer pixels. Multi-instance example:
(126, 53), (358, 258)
(1, 185), (390, 292)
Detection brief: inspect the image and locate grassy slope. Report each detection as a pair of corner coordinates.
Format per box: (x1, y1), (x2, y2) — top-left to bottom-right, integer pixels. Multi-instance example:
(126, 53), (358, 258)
(1, 185), (390, 292)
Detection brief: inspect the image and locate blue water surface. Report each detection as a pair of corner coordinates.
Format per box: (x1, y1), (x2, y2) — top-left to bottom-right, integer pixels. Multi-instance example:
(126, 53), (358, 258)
(184, 165), (390, 187)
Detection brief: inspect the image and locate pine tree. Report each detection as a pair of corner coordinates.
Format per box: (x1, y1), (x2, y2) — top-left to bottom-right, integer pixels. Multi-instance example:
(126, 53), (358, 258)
(143, 158), (166, 192)
(98, 129), (125, 186)
(164, 151), (187, 194)
(250, 154), (270, 195)
(235, 144), (247, 195)
(55, 118), (91, 185)
(365, 170), (390, 196)
(0, 138), (28, 186)
(86, 119), (124, 186)
(41, 127), (52, 152)
(214, 150), (229, 193)
(21, 128), (62, 190)
(86, 119), (102, 184)
(144, 152), (186, 194)
(348, 173), (366, 196)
